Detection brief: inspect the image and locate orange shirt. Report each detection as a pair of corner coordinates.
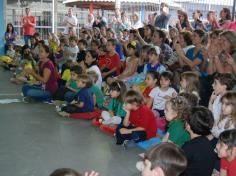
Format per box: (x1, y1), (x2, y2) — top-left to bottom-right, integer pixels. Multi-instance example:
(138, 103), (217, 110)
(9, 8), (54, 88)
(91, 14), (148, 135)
(22, 16), (36, 36)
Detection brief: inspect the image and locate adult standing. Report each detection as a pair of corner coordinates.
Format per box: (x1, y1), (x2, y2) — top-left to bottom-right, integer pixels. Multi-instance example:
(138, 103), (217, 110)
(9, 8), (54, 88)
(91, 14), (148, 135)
(154, 2), (170, 30)
(21, 8), (36, 45)
(5, 23), (17, 53)
(63, 8), (78, 35)
(132, 12), (143, 29)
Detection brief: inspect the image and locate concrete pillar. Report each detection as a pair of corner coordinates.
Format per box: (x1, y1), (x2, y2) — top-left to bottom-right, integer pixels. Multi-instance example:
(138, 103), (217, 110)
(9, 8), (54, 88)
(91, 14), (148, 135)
(0, 0), (6, 55)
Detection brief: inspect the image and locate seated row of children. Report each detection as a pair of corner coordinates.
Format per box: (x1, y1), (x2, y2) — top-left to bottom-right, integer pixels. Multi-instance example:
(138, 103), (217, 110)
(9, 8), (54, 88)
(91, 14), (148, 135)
(1, 27), (236, 176)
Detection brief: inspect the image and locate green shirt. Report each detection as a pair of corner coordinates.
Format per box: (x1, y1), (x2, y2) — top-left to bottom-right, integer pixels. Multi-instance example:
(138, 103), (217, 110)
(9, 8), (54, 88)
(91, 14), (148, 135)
(68, 79), (81, 92)
(167, 119), (190, 147)
(108, 98), (126, 118)
(90, 85), (104, 108)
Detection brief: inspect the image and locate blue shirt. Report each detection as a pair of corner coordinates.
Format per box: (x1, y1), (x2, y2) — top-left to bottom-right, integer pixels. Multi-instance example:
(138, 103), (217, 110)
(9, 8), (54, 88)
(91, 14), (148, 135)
(76, 88), (94, 112)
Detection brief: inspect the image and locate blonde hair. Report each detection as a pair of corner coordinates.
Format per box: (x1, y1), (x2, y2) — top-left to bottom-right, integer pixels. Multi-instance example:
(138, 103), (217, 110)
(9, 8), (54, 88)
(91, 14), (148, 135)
(166, 96), (189, 119)
(220, 91), (236, 127)
(87, 70), (98, 83)
(180, 71), (200, 94)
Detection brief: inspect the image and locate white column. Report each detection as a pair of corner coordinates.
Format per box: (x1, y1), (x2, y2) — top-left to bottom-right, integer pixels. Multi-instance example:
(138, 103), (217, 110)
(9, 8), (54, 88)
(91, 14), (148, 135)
(52, 0), (57, 33)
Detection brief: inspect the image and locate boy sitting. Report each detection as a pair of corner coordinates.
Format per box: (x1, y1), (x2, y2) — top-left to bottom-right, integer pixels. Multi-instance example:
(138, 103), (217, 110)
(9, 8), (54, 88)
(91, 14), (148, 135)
(116, 90), (157, 146)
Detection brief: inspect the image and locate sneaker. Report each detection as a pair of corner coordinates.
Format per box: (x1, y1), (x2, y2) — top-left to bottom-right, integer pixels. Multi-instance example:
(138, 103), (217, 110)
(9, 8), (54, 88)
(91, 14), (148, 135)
(22, 97), (32, 103)
(123, 140), (136, 150)
(55, 106), (62, 112)
(43, 100), (53, 104)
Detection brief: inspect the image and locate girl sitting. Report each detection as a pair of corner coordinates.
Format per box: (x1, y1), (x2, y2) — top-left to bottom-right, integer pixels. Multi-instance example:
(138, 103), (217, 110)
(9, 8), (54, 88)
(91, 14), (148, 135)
(116, 41), (139, 80)
(84, 50), (102, 89)
(148, 71), (177, 117)
(179, 71), (200, 98)
(57, 74), (94, 117)
(162, 96), (190, 147)
(99, 80), (127, 125)
(211, 91), (236, 138)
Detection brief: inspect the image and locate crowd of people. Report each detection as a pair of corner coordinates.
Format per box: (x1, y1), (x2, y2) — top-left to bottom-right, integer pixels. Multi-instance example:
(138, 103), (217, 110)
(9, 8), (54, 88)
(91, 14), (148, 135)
(1, 2), (236, 176)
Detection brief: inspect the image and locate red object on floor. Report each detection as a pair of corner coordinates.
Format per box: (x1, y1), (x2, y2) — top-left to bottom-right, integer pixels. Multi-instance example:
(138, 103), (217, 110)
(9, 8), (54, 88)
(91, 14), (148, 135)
(69, 109), (102, 120)
(92, 118), (102, 127)
(99, 124), (117, 135)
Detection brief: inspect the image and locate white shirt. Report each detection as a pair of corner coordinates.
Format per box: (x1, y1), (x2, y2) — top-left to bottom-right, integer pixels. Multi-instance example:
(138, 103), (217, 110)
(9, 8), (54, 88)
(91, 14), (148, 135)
(212, 95), (222, 123)
(211, 117), (235, 138)
(67, 46), (79, 62)
(132, 20), (143, 29)
(149, 87), (177, 110)
(64, 15), (78, 34)
(88, 65), (102, 89)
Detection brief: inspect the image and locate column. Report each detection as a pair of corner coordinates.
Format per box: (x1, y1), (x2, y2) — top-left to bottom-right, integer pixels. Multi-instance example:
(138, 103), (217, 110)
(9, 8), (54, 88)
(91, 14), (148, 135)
(0, 0), (6, 55)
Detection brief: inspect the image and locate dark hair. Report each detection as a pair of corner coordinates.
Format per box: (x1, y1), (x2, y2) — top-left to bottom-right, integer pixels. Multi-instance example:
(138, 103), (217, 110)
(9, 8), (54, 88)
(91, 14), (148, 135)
(98, 44), (107, 52)
(194, 29), (208, 44)
(40, 44), (50, 54)
(184, 106), (214, 135)
(155, 29), (167, 43)
(6, 23), (14, 33)
(85, 49), (98, 67)
(70, 65), (82, 75)
(78, 39), (88, 47)
(179, 31), (193, 46)
(214, 73), (236, 90)
(179, 92), (199, 107)
(222, 8), (231, 20)
(91, 39), (100, 47)
(124, 90), (143, 106)
(219, 129), (236, 148)
(160, 71), (173, 84)
(77, 74), (93, 88)
(49, 168), (82, 176)
(107, 38), (117, 47)
(209, 29), (223, 38)
(145, 24), (155, 36)
(141, 45), (152, 53)
(145, 143), (187, 176)
(110, 80), (127, 102)
(146, 71), (159, 83)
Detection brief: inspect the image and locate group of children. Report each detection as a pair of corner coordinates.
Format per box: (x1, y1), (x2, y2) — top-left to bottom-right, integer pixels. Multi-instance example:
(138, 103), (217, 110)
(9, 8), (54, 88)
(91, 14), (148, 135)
(1, 17), (236, 176)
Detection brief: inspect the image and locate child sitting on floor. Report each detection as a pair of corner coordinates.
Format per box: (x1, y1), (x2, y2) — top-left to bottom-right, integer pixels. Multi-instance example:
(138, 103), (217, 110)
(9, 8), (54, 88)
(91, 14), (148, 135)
(54, 65), (82, 103)
(116, 90), (157, 147)
(57, 74), (94, 117)
(148, 71), (177, 117)
(182, 106), (215, 176)
(216, 129), (236, 176)
(87, 70), (104, 109)
(162, 96), (191, 147)
(137, 143), (187, 176)
(99, 80), (127, 125)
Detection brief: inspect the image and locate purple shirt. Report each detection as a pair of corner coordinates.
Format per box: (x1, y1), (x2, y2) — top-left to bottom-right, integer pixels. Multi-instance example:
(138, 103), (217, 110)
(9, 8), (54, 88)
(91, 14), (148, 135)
(5, 31), (17, 45)
(39, 60), (58, 93)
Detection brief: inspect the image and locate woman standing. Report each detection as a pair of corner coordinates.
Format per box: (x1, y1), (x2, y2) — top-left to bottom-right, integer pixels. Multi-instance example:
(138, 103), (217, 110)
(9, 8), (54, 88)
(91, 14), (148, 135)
(22, 44), (58, 102)
(5, 23), (17, 53)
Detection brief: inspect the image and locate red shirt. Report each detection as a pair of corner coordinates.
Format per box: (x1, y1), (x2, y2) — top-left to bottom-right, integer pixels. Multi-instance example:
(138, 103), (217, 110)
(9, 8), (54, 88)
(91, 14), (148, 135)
(22, 16), (36, 36)
(221, 158), (236, 176)
(143, 86), (154, 98)
(98, 55), (106, 68)
(105, 52), (121, 75)
(129, 105), (157, 139)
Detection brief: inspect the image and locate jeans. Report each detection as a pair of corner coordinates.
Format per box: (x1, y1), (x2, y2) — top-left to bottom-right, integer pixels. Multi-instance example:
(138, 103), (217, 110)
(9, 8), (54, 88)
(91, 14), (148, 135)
(22, 84), (52, 101)
(116, 124), (146, 145)
(64, 91), (77, 102)
(24, 35), (32, 46)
